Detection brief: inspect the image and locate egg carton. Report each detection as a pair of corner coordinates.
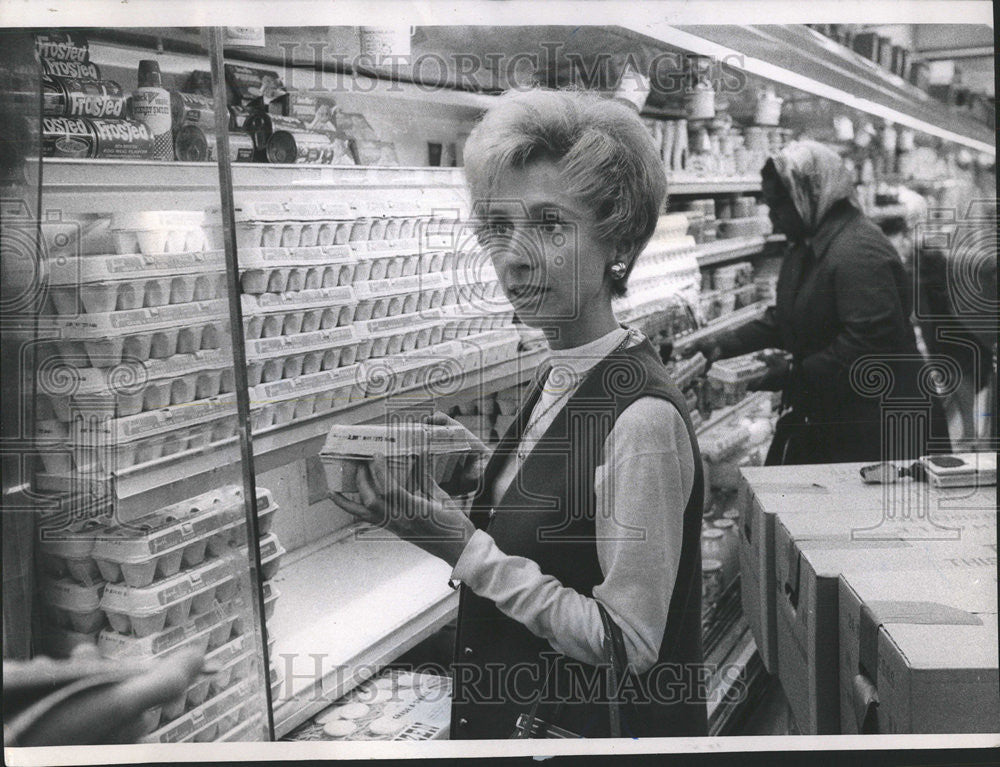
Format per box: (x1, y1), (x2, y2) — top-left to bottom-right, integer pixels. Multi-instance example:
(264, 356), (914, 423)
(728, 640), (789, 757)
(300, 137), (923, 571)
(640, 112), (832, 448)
(353, 271), (451, 301)
(111, 211), (220, 256)
(48, 251), (225, 286)
(45, 415), (239, 476)
(97, 595), (246, 661)
(238, 243), (352, 269)
(50, 299), (228, 338)
(245, 325), (357, 362)
(235, 219), (363, 250)
(242, 305), (352, 341)
(37, 516), (108, 585)
(349, 252), (428, 281)
(141, 678), (254, 743)
(49, 319), (229, 370)
(40, 576), (106, 634)
(41, 349), (232, 398)
(46, 367), (236, 422)
(240, 286), (355, 316)
(253, 534), (285, 582)
(48, 272), (226, 316)
(250, 364), (363, 429)
(707, 354), (768, 384)
(232, 200), (349, 223)
(89, 486), (277, 588)
(100, 558), (242, 637)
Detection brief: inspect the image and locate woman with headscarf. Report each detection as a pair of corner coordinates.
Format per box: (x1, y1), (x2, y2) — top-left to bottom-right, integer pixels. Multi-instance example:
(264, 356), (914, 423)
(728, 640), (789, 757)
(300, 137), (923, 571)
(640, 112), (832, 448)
(698, 140), (940, 464)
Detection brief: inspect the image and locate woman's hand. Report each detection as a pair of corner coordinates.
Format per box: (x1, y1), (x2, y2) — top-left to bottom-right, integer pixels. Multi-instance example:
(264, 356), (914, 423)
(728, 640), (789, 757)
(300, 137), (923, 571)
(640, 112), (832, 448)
(330, 454), (476, 568)
(424, 411), (490, 496)
(748, 350), (791, 391)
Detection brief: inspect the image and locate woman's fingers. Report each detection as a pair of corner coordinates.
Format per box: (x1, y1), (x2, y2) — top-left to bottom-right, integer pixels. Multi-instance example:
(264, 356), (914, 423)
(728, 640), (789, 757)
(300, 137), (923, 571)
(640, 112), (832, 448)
(330, 490), (379, 522)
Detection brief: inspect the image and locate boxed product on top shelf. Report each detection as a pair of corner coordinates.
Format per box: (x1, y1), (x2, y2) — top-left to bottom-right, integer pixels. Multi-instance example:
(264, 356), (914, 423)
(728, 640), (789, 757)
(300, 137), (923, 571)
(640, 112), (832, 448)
(705, 352), (769, 408)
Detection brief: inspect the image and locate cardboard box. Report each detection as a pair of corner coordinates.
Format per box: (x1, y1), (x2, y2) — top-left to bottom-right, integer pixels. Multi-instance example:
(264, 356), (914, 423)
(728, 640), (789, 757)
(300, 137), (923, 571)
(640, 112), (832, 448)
(839, 564), (998, 734)
(738, 463), (878, 673)
(739, 462), (995, 675)
(773, 510), (996, 734)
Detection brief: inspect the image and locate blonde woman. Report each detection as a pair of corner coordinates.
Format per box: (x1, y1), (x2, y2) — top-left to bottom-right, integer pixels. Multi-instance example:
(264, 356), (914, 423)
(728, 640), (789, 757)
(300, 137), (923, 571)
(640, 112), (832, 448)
(333, 89), (707, 739)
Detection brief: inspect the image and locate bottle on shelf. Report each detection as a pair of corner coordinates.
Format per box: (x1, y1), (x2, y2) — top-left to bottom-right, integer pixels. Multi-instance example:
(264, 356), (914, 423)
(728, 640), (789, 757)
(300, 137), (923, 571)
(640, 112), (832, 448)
(132, 60), (173, 161)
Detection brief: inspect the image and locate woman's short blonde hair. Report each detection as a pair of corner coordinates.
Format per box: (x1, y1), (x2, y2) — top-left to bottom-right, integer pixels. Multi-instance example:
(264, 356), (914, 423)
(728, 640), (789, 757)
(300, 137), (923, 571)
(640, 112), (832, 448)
(463, 88), (666, 295)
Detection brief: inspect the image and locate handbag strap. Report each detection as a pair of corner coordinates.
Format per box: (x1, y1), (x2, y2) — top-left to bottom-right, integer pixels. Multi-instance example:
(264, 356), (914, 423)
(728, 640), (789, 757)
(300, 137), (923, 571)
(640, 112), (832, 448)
(515, 602), (630, 739)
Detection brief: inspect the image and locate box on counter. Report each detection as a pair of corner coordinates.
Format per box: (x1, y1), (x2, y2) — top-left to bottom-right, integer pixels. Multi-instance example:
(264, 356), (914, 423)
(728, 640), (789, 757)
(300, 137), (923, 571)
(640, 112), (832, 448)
(838, 565), (998, 734)
(738, 462), (995, 675)
(773, 508), (996, 735)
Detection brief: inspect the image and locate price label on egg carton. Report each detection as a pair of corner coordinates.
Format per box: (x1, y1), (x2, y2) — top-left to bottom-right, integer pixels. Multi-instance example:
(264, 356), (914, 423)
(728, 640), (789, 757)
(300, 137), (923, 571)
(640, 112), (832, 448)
(49, 251), (226, 285)
(50, 300), (229, 337)
(354, 309), (443, 339)
(240, 286), (355, 314)
(245, 325), (357, 361)
(231, 200), (334, 223)
(351, 238), (426, 258)
(69, 392), (238, 443)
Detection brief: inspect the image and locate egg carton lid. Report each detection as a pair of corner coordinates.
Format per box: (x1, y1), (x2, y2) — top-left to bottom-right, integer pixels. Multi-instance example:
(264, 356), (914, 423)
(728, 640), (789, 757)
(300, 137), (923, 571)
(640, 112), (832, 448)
(238, 245), (353, 269)
(354, 309), (442, 338)
(322, 423), (474, 458)
(251, 363), (360, 405)
(41, 576), (104, 612)
(100, 557), (239, 617)
(67, 392), (239, 444)
(257, 533), (284, 566)
(353, 272), (452, 300)
(205, 633), (253, 667)
(245, 325), (357, 361)
(49, 251), (225, 286)
(49, 300), (229, 338)
(351, 239), (424, 259)
(241, 286), (355, 314)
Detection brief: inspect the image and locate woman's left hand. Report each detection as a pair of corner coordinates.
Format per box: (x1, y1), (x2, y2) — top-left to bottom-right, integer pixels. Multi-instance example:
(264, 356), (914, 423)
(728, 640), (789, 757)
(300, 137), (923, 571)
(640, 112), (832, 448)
(330, 455), (476, 568)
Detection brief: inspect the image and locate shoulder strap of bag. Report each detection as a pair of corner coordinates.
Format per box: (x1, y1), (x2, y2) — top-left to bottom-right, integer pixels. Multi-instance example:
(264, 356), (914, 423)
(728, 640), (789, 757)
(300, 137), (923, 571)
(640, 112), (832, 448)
(597, 602), (628, 739)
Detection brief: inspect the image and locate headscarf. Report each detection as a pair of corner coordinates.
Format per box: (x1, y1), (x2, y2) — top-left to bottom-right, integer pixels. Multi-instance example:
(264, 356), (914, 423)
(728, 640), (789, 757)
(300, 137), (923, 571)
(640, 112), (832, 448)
(768, 140), (858, 235)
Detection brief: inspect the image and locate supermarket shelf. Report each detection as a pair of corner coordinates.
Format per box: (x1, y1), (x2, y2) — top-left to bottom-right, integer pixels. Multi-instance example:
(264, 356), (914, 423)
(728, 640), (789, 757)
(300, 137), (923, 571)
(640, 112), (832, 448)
(696, 390), (772, 438)
(695, 236), (767, 268)
(673, 300), (770, 354)
(268, 522), (459, 737)
(620, 24), (995, 155)
(45, 351), (546, 522)
(668, 177), (762, 195)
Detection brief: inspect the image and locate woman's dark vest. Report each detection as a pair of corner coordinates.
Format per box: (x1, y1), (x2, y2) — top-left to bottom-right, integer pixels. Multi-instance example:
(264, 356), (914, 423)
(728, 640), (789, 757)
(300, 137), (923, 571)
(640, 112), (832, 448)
(450, 338), (707, 739)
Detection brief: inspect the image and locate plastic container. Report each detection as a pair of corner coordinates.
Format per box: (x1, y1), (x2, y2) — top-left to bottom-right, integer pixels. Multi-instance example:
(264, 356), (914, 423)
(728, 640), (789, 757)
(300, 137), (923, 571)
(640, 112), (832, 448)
(41, 577), (106, 634)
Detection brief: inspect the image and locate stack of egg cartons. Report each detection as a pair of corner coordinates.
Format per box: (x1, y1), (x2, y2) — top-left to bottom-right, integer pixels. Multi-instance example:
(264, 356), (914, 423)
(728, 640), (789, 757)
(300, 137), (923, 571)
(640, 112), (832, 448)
(35, 484), (283, 742)
(38, 210), (235, 489)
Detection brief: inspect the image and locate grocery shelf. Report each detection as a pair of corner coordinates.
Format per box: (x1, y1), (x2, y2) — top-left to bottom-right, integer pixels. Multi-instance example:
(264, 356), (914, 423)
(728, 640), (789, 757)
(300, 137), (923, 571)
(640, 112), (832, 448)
(268, 521), (458, 737)
(695, 236), (767, 267)
(696, 390), (772, 438)
(673, 300), (770, 354)
(668, 177), (762, 195)
(620, 24), (995, 156)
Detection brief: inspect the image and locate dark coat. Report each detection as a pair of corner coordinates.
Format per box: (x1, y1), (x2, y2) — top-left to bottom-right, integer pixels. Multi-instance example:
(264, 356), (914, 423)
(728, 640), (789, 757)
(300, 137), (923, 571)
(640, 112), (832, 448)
(719, 200), (947, 463)
(450, 339), (707, 739)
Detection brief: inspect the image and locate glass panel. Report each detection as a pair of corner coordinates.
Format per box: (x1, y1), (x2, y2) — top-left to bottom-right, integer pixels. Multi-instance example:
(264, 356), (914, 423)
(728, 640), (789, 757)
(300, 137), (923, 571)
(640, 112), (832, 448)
(1, 27), (271, 744)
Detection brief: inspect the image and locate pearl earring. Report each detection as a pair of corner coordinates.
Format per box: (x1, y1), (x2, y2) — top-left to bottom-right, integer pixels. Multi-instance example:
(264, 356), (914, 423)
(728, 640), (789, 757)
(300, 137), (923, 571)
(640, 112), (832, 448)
(609, 261), (628, 280)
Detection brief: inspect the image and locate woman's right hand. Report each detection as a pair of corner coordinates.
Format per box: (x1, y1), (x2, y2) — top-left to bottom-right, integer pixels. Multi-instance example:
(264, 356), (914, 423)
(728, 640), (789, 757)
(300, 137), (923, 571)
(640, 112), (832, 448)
(424, 411), (490, 496)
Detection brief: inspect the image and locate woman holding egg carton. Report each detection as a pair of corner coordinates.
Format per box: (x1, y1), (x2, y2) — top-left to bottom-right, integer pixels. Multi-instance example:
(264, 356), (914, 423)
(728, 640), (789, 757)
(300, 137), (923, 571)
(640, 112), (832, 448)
(331, 89), (707, 739)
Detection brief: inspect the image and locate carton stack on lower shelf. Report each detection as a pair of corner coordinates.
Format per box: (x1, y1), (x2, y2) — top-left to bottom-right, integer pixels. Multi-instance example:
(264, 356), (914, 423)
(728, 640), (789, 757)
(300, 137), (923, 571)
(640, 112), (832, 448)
(738, 457), (998, 734)
(35, 484), (284, 742)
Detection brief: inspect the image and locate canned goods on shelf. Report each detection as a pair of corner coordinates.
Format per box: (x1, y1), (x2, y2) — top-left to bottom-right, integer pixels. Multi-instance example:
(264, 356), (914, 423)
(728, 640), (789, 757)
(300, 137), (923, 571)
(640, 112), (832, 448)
(174, 124), (257, 163)
(42, 116), (157, 160)
(42, 74), (127, 119)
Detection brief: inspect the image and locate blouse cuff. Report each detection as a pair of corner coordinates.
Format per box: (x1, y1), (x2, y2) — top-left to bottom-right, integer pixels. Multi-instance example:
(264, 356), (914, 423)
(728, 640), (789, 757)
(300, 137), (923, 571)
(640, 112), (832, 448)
(449, 528), (496, 589)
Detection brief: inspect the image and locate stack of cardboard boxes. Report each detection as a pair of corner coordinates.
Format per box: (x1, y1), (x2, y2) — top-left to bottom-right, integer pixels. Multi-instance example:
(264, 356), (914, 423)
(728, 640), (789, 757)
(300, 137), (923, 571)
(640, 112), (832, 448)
(738, 458), (997, 734)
